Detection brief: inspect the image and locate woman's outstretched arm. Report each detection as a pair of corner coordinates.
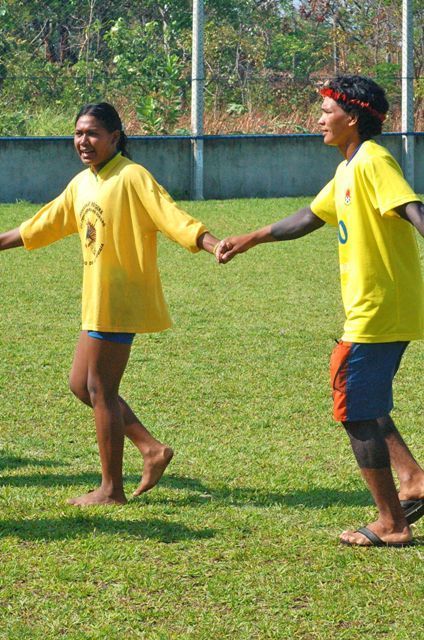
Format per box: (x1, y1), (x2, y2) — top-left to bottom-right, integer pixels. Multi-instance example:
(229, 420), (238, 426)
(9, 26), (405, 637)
(0, 228), (24, 251)
(196, 231), (221, 257)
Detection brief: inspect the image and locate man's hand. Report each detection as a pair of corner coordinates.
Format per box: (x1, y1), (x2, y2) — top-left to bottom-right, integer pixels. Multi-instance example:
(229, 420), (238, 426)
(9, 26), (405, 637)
(216, 232), (258, 263)
(216, 208), (325, 264)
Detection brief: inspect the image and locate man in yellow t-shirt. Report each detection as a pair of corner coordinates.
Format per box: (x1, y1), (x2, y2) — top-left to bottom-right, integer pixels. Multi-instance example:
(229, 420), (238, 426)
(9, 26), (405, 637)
(218, 75), (424, 547)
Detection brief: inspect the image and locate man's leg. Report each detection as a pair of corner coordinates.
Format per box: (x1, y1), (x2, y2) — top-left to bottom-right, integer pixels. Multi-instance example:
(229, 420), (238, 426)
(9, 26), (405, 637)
(340, 419), (411, 546)
(378, 415), (424, 501)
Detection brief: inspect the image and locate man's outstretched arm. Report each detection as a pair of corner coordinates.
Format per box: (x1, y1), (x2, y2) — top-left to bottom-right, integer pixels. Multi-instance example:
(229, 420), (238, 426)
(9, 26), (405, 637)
(0, 228), (24, 251)
(396, 201), (424, 237)
(218, 207), (325, 263)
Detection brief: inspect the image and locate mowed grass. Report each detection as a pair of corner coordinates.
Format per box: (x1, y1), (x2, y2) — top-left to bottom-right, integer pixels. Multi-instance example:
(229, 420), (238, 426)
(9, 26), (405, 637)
(0, 198), (423, 640)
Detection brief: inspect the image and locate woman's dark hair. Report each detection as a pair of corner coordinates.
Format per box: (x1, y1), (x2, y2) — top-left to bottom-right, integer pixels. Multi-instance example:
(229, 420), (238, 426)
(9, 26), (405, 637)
(75, 102), (130, 158)
(324, 75), (389, 140)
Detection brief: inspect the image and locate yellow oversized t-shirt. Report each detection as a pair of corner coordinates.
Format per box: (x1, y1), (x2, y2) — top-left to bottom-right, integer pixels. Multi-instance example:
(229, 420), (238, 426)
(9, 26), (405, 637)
(20, 153), (208, 333)
(310, 140), (424, 343)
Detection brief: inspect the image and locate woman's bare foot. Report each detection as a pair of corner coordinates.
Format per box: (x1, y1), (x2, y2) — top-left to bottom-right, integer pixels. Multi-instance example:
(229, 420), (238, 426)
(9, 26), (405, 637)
(340, 520), (412, 547)
(133, 446), (174, 496)
(67, 487), (127, 506)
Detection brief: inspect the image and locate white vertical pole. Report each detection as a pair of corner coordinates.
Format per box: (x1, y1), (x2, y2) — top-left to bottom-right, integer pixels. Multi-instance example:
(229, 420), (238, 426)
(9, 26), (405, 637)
(191, 0), (204, 200)
(332, 12), (338, 75)
(401, 0), (414, 187)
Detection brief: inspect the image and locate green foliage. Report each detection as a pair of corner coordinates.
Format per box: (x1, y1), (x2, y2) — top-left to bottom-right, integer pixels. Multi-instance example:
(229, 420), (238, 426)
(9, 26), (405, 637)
(106, 17), (186, 133)
(0, 111), (26, 135)
(267, 26), (328, 79)
(0, 1), (421, 134)
(372, 62), (402, 98)
(416, 78), (424, 100)
(226, 103), (248, 116)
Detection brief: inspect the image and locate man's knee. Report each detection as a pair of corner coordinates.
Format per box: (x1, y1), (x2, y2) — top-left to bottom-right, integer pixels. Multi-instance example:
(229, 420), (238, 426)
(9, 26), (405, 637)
(376, 414), (396, 436)
(343, 419), (390, 468)
(343, 419), (378, 439)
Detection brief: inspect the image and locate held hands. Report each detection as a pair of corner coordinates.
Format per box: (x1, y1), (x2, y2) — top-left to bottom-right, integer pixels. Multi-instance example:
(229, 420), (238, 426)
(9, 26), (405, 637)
(215, 233), (256, 263)
(209, 230), (259, 263)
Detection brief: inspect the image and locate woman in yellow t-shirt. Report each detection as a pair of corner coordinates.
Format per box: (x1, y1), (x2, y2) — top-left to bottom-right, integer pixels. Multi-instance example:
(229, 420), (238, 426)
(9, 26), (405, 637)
(0, 102), (222, 506)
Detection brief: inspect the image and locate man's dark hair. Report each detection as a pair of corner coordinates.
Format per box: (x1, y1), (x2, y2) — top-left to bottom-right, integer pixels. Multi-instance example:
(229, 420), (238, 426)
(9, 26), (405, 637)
(75, 102), (130, 158)
(324, 75), (389, 140)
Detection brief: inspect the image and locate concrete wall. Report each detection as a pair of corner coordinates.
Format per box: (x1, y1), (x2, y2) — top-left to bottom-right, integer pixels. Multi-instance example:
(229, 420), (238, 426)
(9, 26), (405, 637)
(0, 133), (422, 203)
(206, 133), (423, 198)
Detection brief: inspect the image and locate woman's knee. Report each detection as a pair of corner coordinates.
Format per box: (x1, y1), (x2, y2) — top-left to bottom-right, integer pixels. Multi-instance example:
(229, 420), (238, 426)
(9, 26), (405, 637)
(86, 376), (119, 408)
(69, 375), (91, 405)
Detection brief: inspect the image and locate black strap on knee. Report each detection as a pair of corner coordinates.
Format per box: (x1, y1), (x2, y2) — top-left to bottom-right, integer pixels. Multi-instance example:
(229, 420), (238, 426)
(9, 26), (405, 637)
(343, 420), (390, 469)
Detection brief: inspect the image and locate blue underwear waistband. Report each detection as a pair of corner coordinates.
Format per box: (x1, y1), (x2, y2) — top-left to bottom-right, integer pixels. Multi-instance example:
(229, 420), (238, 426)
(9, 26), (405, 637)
(87, 331), (135, 344)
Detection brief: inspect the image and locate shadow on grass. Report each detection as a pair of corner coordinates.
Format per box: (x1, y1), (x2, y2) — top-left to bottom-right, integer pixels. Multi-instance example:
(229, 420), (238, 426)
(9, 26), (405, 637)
(0, 514), (216, 542)
(0, 471), (370, 509)
(411, 537), (424, 546)
(0, 454), (66, 470)
(153, 474), (372, 509)
(0, 471), (128, 488)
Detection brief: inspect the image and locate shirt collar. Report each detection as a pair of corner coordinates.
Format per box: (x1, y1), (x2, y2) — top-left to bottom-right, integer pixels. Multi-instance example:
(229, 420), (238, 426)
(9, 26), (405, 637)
(90, 152), (123, 180)
(346, 143), (363, 166)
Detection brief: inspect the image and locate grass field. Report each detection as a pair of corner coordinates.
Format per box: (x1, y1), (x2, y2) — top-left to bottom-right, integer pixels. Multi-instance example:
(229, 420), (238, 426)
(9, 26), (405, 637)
(0, 199), (423, 639)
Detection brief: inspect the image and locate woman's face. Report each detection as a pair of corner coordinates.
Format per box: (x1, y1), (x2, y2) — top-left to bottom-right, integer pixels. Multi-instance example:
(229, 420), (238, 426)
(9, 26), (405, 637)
(74, 115), (120, 171)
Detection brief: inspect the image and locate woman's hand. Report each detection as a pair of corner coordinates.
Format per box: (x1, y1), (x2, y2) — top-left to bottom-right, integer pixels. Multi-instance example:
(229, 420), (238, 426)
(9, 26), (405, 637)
(216, 232), (259, 263)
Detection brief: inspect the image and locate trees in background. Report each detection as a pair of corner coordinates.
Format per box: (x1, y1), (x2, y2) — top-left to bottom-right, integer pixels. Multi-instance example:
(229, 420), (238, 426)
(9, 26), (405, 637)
(0, 0), (422, 135)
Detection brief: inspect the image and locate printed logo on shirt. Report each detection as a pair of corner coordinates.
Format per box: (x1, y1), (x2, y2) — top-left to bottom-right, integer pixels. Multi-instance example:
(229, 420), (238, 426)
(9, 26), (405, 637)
(80, 202), (106, 266)
(338, 220), (348, 245)
(344, 189), (351, 205)
(86, 221), (96, 246)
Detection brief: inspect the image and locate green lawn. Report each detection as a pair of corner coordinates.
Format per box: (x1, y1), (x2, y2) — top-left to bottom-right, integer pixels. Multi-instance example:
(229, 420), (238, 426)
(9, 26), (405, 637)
(0, 199), (423, 639)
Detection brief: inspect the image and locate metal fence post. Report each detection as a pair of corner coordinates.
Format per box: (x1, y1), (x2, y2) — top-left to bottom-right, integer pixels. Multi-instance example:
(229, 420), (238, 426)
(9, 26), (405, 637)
(191, 0), (204, 200)
(401, 0), (414, 187)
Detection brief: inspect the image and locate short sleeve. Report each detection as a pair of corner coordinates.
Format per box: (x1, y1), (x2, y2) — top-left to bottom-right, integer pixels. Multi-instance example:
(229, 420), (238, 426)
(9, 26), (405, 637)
(310, 178), (338, 226)
(20, 184), (78, 250)
(365, 153), (419, 218)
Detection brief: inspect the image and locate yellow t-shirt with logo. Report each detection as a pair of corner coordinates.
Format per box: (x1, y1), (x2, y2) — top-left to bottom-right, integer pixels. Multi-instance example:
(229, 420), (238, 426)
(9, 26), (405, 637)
(310, 140), (424, 343)
(20, 153), (208, 333)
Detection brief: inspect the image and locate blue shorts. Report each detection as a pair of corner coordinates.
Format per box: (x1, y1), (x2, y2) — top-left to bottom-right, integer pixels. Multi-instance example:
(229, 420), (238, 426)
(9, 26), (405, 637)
(330, 341), (408, 422)
(87, 331), (135, 345)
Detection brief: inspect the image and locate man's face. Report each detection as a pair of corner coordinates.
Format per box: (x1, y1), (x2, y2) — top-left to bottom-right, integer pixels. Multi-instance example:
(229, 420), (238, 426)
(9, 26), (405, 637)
(318, 96), (355, 147)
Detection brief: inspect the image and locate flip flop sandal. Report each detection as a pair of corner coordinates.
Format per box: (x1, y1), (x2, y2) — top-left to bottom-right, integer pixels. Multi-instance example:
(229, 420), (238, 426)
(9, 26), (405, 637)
(401, 499), (424, 525)
(340, 526), (414, 547)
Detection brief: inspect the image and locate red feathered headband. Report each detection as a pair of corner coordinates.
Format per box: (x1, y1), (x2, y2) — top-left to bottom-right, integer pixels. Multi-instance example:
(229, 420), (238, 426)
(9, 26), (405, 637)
(319, 87), (386, 122)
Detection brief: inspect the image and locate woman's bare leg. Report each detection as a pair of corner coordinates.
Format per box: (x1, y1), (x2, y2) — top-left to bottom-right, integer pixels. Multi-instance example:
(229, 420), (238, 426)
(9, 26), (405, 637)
(69, 332), (173, 500)
(68, 334), (130, 505)
(118, 398), (173, 496)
